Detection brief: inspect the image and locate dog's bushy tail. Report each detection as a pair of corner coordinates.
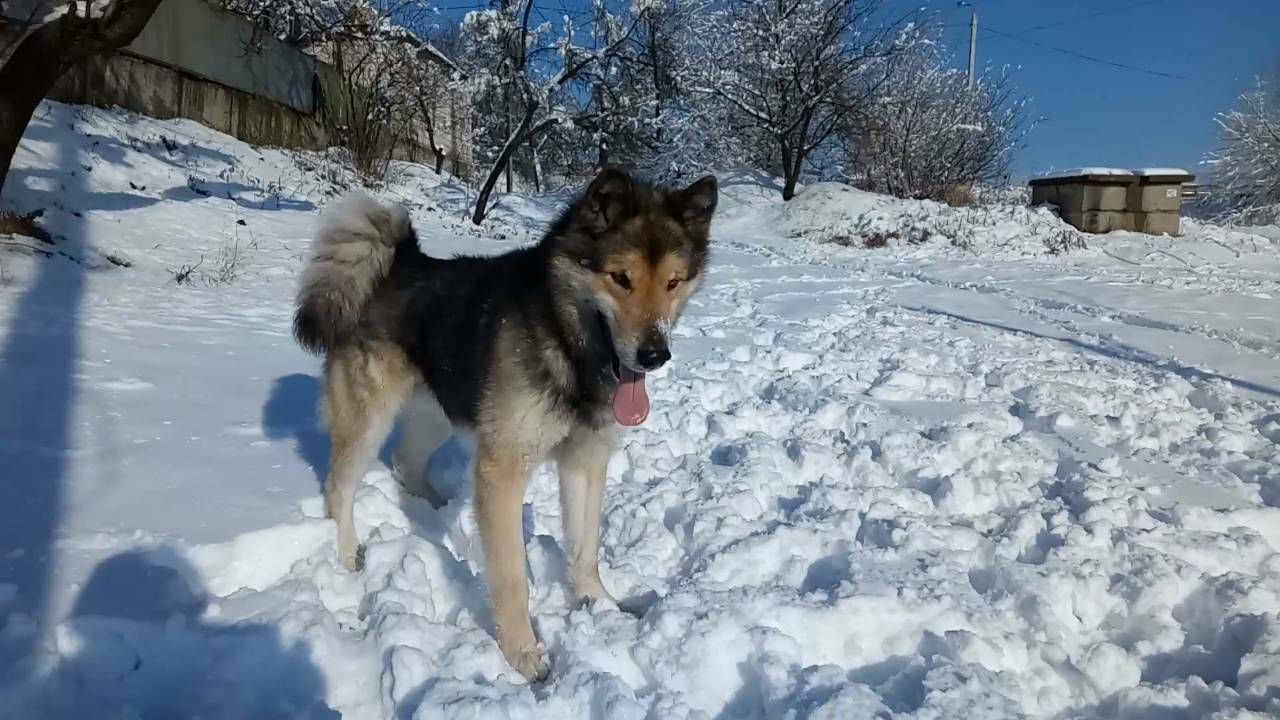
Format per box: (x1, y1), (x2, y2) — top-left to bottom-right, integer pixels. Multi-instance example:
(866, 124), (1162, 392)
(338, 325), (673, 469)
(293, 193), (411, 354)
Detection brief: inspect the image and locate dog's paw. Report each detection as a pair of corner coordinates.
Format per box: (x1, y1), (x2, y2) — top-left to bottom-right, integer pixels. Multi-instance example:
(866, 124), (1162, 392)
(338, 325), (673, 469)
(572, 576), (618, 609)
(505, 643), (549, 683)
(575, 593), (620, 613)
(498, 621), (549, 683)
(339, 543), (366, 573)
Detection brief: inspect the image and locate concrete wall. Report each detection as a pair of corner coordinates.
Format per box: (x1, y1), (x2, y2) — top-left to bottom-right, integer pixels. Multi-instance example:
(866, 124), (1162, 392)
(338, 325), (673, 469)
(50, 52), (329, 150)
(125, 0), (316, 113)
(42, 0), (472, 176)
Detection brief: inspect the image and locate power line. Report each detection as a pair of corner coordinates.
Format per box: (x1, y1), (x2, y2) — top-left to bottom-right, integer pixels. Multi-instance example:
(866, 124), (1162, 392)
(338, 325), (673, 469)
(981, 25), (1188, 81)
(1017, 0), (1170, 33)
(431, 2), (491, 11)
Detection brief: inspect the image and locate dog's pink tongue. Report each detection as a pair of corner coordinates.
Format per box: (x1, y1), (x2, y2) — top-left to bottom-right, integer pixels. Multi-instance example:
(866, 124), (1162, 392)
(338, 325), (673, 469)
(613, 366), (650, 426)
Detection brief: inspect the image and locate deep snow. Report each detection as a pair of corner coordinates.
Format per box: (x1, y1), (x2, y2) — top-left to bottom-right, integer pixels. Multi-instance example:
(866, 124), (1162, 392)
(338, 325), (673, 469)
(1, 102), (1279, 719)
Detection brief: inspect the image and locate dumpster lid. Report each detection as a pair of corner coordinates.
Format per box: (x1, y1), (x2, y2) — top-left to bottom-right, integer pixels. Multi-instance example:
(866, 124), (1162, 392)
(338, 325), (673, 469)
(1029, 167), (1137, 185)
(1133, 168), (1194, 183)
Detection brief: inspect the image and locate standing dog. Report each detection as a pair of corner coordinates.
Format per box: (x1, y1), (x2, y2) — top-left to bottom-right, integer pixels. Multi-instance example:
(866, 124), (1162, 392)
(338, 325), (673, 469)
(292, 168), (717, 680)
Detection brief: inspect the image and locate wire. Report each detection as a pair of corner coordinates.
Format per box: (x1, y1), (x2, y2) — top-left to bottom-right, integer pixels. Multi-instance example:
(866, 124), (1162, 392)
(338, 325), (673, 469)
(1017, 0), (1172, 33)
(431, 2), (492, 11)
(981, 25), (1188, 81)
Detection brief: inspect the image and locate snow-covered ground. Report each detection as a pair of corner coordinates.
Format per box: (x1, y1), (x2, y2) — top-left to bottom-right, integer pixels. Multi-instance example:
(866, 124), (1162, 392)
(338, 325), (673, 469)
(2, 102), (1280, 719)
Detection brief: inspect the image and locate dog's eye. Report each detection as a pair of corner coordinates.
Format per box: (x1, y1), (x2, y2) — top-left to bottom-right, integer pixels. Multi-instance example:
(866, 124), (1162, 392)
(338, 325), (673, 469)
(667, 278), (682, 292)
(609, 272), (632, 291)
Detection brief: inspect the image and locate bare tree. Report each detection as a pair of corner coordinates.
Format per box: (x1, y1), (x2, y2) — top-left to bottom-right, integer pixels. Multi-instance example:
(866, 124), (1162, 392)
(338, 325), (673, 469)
(327, 34), (418, 178)
(459, 0), (648, 224)
(220, 0), (422, 48)
(404, 27), (464, 176)
(684, 0), (900, 200)
(0, 0), (162, 196)
(845, 28), (1032, 202)
(1204, 77), (1280, 220)
(227, 0), (449, 181)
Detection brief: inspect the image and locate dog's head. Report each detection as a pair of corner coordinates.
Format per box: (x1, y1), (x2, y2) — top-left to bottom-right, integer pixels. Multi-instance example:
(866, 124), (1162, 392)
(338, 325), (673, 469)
(551, 167), (717, 375)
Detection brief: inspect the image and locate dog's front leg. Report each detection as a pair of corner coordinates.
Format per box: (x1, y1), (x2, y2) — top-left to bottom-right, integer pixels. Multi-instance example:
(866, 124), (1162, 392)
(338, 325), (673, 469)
(555, 426), (617, 607)
(474, 441), (548, 682)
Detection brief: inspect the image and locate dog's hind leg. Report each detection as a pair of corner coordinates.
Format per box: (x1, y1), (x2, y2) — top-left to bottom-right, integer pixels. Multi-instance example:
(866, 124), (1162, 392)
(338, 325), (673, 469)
(554, 425), (617, 607)
(323, 343), (418, 571)
(392, 388), (452, 508)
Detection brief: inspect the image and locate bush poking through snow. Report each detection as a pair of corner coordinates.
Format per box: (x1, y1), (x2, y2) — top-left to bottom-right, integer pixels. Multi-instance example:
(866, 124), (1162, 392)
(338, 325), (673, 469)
(171, 257), (204, 285)
(170, 239), (249, 287)
(208, 239), (246, 286)
(1041, 225), (1087, 255)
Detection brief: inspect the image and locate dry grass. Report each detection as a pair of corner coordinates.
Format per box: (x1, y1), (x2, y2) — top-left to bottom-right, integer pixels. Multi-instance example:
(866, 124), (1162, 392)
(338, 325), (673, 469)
(0, 210), (51, 243)
(942, 184), (976, 207)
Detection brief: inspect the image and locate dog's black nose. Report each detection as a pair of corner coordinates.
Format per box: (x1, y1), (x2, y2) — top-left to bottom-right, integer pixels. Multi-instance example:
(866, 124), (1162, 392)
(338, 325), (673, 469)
(636, 345), (671, 370)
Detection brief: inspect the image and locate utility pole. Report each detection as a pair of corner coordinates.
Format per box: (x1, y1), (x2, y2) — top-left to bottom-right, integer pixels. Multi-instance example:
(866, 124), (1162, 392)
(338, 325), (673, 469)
(967, 8), (977, 90)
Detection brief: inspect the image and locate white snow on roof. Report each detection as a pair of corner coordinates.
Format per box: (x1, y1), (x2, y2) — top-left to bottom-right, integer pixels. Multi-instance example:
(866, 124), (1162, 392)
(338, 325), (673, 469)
(1033, 167), (1135, 182)
(1133, 167), (1192, 177)
(1034, 167), (1194, 182)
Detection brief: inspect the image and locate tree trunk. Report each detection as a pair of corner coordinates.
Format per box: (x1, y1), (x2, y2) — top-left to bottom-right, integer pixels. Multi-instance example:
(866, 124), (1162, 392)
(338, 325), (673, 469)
(413, 97), (448, 176)
(779, 140), (798, 201)
(502, 84), (513, 193)
(472, 101), (537, 225)
(648, 20), (663, 144)
(0, 52), (60, 198)
(782, 170), (800, 201)
(780, 142), (810, 201)
(0, 0), (163, 197)
(528, 136), (541, 193)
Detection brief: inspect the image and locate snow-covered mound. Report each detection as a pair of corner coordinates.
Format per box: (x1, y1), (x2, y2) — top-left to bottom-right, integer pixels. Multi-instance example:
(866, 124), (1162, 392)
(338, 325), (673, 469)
(2, 102), (1280, 719)
(738, 181), (1085, 257)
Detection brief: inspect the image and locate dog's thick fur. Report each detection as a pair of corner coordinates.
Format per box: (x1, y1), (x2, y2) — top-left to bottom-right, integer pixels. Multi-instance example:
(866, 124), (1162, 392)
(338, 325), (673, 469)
(293, 168), (716, 680)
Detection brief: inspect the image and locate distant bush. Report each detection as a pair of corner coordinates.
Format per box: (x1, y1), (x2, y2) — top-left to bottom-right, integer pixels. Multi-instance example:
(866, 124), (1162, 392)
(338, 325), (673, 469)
(843, 30), (1032, 204)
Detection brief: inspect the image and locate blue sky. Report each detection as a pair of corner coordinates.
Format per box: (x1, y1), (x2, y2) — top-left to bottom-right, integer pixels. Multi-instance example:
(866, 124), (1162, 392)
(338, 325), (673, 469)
(430, 0), (1278, 183)
(891, 0), (1278, 181)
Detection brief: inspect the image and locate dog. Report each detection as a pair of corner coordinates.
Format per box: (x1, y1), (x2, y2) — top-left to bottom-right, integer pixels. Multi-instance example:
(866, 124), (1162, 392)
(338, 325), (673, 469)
(291, 167), (717, 680)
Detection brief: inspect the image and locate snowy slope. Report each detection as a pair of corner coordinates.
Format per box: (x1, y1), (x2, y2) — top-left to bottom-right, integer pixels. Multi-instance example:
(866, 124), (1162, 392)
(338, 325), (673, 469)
(2, 102), (1280, 719)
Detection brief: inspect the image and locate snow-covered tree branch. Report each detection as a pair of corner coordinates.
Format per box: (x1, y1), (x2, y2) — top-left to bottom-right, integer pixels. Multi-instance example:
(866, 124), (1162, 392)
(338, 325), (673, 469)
(680, 0), (905, 199)
(1204, 79), (1280, 221)
(458, 0), (651, 224)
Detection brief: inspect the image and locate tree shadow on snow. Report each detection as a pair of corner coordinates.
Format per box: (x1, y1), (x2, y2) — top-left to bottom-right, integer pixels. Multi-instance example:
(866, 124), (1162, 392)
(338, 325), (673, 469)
(4, 549), (337, 718)
(20, 104), (241, 170)
(5, 166), (162, 215)
(161, 181), (316, 212)
(0, 135), (88, 685)
(716, 168), (788, 194)
(909, 306), (1280, 400)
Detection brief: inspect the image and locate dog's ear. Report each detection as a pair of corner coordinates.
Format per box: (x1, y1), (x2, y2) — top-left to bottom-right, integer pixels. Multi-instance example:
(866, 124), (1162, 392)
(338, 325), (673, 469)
(675, 175), (718, 230)
(582, 166), (636, 230)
